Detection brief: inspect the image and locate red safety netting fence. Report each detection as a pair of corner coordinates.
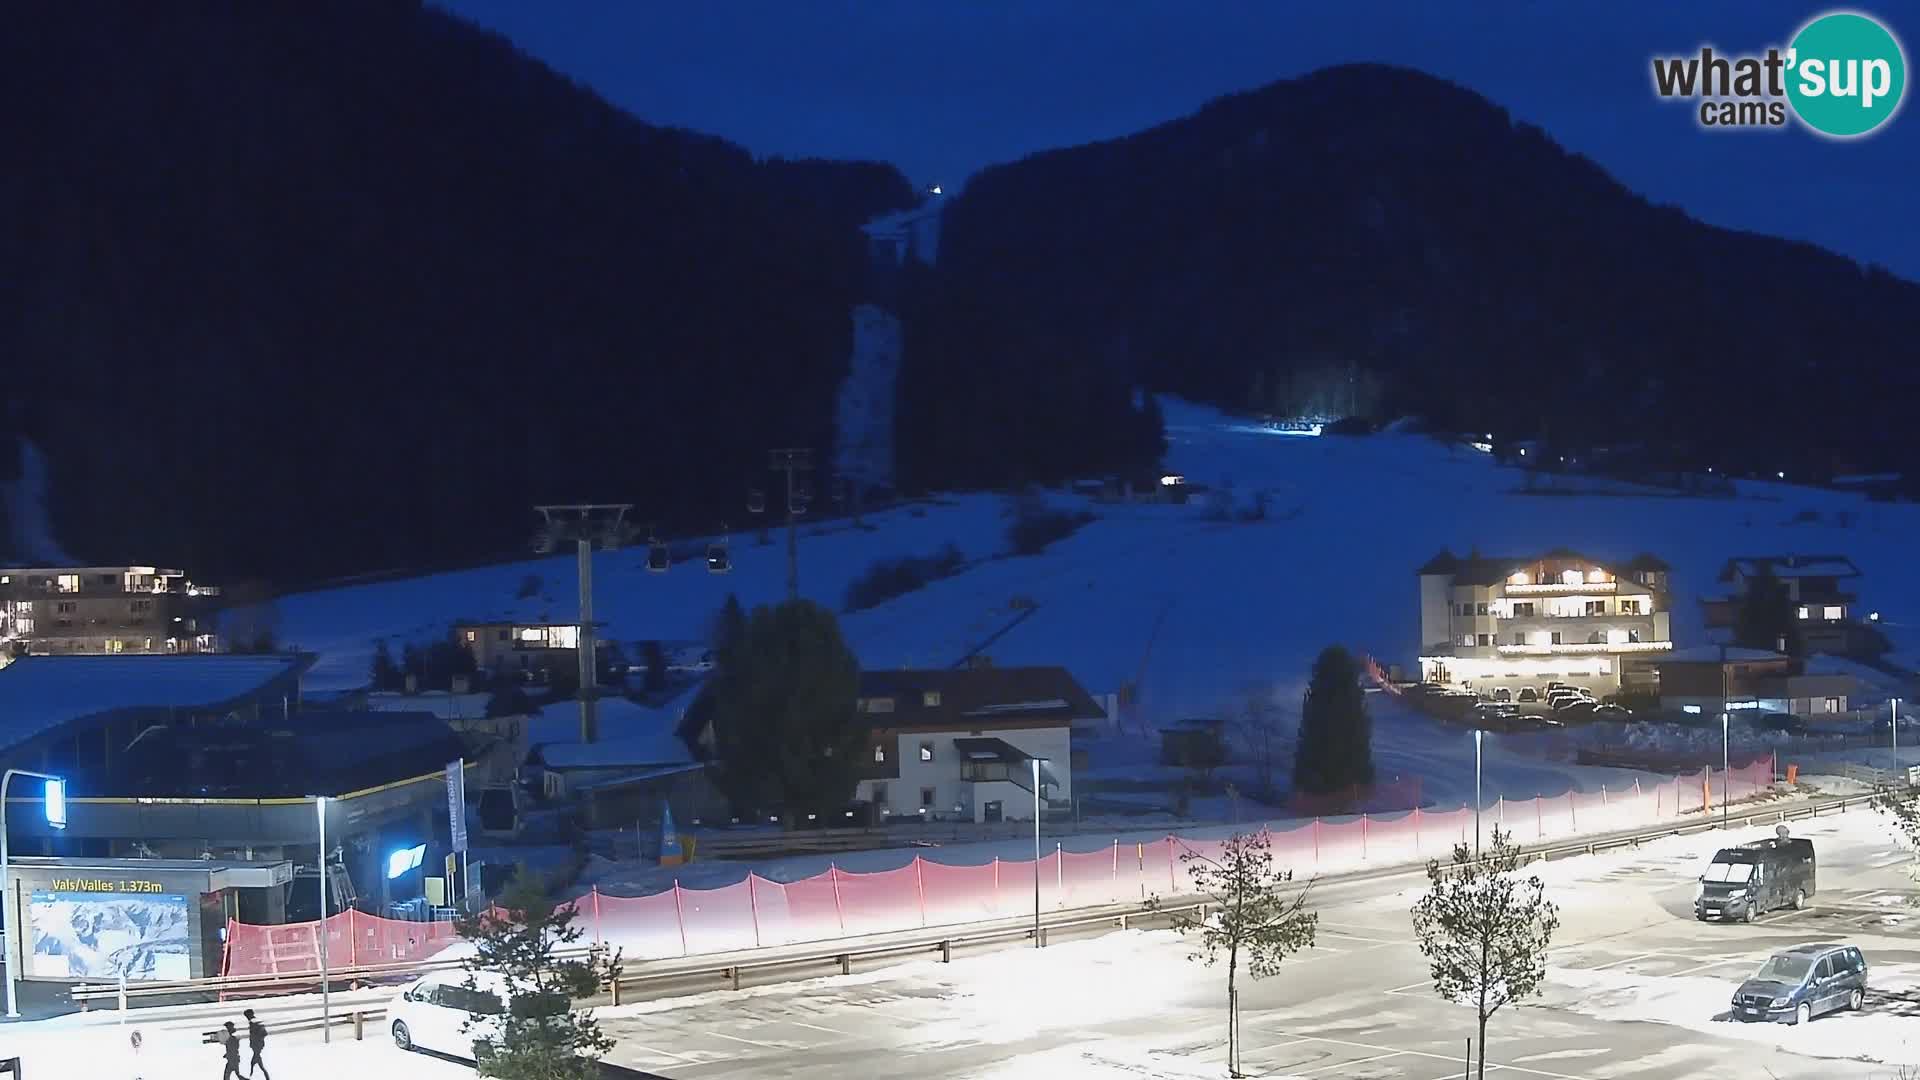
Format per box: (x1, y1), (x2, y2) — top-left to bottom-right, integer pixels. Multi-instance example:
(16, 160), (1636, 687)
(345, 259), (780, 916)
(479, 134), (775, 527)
(224, 755), (1778, 976)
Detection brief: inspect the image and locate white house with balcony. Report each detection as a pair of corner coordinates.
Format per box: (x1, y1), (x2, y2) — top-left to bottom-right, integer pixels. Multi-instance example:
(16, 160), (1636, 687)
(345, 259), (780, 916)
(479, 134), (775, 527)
(1417, 549), (1674, 698)
(851, 664), (1100, 824)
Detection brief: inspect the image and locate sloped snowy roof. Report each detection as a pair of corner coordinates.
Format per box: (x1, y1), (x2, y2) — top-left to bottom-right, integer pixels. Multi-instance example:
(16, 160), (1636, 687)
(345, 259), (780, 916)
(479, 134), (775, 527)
(0, 653), (311, 754)
(528, 692), (696, 768)
(1721, 555), (1861, 581)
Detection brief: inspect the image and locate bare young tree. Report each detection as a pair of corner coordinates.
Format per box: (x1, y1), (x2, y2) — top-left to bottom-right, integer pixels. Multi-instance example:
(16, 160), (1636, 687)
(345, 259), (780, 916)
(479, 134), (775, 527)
(1871, 785), (1920, 896)
(1154, 829), (1317, 1077)
(1409, 827), (1560, 1080)
(1227, 683), (1289, 803)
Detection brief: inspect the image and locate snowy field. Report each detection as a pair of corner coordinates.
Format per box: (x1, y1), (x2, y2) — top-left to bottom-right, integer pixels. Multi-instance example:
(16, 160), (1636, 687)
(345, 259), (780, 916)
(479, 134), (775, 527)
(268, 398), (1920, 863)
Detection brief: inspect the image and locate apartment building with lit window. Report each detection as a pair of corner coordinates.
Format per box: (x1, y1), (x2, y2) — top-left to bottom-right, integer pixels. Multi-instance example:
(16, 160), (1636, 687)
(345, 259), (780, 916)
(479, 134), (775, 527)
(850, 664), (1101, 824)
(1702, 555), (1883, 657)
(0, 566), (220, 658)
(1417, 549), (1673, 697)
(451, 620), (608, 679)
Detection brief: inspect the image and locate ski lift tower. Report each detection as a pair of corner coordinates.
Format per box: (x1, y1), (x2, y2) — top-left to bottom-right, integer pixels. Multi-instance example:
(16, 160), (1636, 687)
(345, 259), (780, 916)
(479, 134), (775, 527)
(532, 503), (633, 743)
(764, 449), (813, 601)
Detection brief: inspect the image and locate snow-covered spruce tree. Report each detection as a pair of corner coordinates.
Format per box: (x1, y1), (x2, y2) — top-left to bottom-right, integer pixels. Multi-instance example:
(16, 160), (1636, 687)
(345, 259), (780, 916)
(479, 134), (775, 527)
(1153, 829), (1317, 1078)
(1292, 645), (1374, 797)
(455, 867), (620, 1080)
(1409, 828), (1559, 1080)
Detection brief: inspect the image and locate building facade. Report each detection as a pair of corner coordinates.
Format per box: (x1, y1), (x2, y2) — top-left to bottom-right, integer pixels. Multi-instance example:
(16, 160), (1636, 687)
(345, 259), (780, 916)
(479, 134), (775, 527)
(1417, 549), (1674, 697)
(1653, 646), (1859, 717)
(1, 566), (219, 658)
(1703, 555), (1878, 657)
(453, 620), (605, 679)
(849, 665), (1101, 824)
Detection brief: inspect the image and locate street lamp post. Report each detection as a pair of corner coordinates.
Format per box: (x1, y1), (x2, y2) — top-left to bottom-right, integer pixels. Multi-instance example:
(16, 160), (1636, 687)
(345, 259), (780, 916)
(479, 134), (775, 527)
(1031, 757), (1044, 949)
(316, 796), (331, 1042)
(1, 769), (66, 1019)
(1474, 729), (1483, 858)
(1720, 711), (1729, 831)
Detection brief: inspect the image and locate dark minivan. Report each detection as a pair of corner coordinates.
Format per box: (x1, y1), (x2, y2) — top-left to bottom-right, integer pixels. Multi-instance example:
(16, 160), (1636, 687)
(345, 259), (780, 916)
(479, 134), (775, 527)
(1695, 835), (1815, 922)
(1731, 943), (1868, 1024)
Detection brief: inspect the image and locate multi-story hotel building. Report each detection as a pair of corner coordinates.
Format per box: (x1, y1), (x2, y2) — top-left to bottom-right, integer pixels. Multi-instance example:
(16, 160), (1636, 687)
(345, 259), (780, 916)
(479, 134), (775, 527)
(1418, 549), (1673, 697)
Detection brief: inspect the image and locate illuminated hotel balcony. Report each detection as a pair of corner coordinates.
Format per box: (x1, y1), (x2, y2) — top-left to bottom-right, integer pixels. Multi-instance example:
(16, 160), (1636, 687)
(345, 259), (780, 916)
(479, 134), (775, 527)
(1500, 581), (1618, 596)
(1495, 640), (1673, 656)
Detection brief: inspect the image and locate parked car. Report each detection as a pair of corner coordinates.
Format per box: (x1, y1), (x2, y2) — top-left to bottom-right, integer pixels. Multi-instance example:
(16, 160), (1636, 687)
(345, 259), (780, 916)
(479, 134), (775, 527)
(1546, 691), (1592, 711)
(1554, 700), (1599, 721)
(1516, 686), (1541, 703)
(390, 971), (508, 1060)
(1749, 712), (1808, 735)
(1591, 704), (1633, 721)
(1469, 703), (1520, 730)
(1696, 835), (1816, 922)
(1491, 687), (1512, 703)
(1731, 943), (1867, 1024)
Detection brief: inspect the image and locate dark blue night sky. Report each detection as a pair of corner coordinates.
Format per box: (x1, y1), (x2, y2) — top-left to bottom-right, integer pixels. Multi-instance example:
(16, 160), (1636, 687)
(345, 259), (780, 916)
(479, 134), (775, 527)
(438, 1), (1919, 281)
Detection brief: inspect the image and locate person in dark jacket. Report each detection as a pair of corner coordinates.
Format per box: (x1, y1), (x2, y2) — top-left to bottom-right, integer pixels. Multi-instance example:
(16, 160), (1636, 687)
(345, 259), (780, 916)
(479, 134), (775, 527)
(244, 1008), (271, 1079)
(220, 1021), (242, 1080)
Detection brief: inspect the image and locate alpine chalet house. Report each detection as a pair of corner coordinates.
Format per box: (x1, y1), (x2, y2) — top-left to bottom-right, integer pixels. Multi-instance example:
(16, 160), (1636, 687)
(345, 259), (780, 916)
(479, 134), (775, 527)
(1, 566), (220, 658)
(1701, 555), (1883, 658)
(852, 664), (1103, 824)
(1418, 549), (1673, 699)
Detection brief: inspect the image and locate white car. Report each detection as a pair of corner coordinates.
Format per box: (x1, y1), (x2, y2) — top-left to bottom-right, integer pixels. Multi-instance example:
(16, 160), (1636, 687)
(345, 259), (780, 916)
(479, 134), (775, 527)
(389, 970), (507, 1060)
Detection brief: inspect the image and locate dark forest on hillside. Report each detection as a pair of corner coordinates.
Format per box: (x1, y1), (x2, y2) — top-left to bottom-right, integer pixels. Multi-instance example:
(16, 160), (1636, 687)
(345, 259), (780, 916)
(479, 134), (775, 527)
(0, 2), (919, 583)
(930, 64), (1920, 481)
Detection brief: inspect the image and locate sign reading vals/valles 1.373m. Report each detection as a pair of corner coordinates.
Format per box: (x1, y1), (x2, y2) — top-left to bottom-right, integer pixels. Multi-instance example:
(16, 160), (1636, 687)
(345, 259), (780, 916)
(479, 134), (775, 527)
(46, 878), (167, 893)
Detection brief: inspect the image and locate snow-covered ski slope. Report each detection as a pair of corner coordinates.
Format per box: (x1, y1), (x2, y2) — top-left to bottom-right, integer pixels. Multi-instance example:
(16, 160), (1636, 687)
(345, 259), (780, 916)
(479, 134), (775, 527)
(279, 398), (1920, 724)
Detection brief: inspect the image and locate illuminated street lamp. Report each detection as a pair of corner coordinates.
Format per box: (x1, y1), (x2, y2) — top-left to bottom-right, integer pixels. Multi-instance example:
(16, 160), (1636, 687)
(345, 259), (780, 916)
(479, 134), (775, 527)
(316, 795), (331, 1042)
(1, 769), (66, 1018)
(1474, 729), (1483, 858)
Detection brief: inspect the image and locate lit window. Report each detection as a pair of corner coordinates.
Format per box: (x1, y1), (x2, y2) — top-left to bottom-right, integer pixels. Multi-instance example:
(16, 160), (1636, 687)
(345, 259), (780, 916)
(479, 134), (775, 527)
(1824, 606), (1844, 620)
(548, 625), (580, 649)
(1683, 705), (1703, 714)
(923, 691), (941, 708)
(919, 742), (933, 762)
(1587, 569), (1608, 584)
(55, 574), (80, 593)
(464, 630), (477, 642)
(1461, 634), (1474, 647)
(1508, 571), (1529, 586)
(1824, 697), (1842, 713)
(1607, 628), (1629, 646)
(873, 745), (887, 763)
(1797, 607), (1809, 620)
(1560, 570), (1582, 586)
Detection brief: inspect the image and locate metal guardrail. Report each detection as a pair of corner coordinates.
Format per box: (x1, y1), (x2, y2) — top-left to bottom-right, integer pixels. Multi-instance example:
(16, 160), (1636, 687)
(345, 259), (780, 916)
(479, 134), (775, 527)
(74, 790), (1879, 1017)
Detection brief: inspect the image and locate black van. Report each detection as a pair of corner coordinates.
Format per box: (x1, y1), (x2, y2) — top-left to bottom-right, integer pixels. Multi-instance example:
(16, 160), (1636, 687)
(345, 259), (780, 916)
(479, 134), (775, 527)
(1695, 835), (1816, 922)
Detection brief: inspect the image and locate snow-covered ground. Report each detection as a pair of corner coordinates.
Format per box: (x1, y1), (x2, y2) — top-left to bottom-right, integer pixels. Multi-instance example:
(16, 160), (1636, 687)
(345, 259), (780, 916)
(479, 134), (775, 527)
(274, 397), (1920, 821)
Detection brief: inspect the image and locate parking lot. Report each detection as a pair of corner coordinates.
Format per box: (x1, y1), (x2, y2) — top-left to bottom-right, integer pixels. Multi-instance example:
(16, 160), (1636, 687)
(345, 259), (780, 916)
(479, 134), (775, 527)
(564, 808), (1920, 1079)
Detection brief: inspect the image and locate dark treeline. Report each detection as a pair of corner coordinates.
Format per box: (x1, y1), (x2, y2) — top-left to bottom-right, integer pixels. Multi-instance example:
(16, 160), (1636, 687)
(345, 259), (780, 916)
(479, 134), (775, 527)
(928, 63), (1918, 481)
(0, 1), (915, 583)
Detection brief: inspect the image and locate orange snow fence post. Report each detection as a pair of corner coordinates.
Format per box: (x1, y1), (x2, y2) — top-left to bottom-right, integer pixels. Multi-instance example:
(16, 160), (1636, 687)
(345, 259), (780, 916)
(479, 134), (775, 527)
(1787, 764), (1799, 785)
(1703, 772), (1712, 813)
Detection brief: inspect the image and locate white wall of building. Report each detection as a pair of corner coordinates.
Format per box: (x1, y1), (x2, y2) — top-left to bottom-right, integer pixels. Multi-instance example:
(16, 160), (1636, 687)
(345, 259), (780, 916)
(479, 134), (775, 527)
(856, 725), (1072, 823)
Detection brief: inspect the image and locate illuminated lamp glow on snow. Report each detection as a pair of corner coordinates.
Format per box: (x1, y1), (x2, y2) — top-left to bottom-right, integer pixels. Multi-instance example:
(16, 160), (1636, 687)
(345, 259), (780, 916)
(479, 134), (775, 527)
(1159, 475), (1185, 486)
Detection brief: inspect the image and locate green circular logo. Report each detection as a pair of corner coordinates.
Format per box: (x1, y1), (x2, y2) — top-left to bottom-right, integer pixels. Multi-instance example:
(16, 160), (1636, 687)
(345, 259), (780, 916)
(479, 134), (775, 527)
(1786, 12), (1907, 137)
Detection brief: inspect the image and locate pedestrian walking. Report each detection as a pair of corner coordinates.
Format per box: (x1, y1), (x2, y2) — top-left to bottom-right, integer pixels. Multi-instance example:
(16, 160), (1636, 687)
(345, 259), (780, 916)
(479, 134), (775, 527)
(244, 1008), (271, 1079)
(220, 1021), (242, 1080)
